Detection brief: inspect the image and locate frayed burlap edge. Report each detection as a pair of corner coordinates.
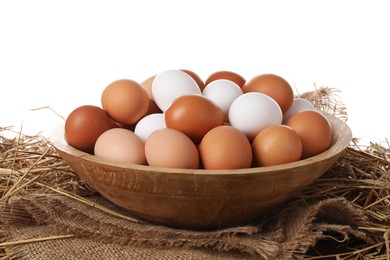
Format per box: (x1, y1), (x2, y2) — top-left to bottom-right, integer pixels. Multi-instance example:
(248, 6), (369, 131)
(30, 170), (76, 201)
(1, 192), (383, 260)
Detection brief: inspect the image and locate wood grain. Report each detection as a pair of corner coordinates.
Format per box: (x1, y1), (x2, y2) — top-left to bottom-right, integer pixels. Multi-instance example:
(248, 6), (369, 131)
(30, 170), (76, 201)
(50, 112), (352, 230)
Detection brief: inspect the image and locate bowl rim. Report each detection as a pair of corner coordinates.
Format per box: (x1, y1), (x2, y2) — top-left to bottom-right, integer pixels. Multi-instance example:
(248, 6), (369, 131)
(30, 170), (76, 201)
(49, 111), (352, 176)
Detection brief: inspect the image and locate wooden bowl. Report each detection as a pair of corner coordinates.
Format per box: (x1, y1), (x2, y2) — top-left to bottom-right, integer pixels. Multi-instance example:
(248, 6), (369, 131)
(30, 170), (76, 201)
(50, 112), (351, 230)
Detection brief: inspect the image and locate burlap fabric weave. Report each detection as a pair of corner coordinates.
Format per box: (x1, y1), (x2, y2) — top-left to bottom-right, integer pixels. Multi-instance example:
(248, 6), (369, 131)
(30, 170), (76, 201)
(0, 191), (380, 260)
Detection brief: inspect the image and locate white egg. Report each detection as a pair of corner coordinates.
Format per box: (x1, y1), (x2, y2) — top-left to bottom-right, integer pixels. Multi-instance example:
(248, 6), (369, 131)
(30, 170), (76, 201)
(202, 79), (243, 121)
(152, 69), (201, 111)
(134, 113), (166, 141)
(228, 92), (283, 140)
(283, 98), (315, 123)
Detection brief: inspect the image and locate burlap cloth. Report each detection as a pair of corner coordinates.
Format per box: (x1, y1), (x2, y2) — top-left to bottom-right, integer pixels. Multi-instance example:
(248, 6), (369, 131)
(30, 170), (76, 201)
(0, 190), (381, 260)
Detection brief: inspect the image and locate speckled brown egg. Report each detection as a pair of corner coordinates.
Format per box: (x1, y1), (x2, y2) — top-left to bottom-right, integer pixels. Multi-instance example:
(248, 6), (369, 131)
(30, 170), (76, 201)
(252, 125), (302, 167)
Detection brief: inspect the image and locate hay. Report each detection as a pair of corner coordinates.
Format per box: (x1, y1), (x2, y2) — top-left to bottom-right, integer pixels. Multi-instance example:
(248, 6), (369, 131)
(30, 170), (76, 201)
(0, 126), (93, 198)
(300, 85), (348, 122)
(0, 86), (389, 259)
(297, 145), (390, 258)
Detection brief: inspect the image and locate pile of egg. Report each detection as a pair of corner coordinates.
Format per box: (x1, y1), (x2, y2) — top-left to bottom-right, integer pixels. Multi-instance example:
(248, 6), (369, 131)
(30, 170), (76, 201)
(64, 70), (333, 170)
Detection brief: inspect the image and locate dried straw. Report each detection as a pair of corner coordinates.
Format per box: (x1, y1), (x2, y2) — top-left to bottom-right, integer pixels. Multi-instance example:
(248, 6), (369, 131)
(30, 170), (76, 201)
(300, 85), (348, 122)
(0, 126), (93, 198)
(0, 86), (389, 259)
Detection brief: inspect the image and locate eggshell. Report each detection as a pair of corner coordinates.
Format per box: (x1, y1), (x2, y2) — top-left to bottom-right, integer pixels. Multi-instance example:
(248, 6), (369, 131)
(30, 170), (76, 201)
(181, 69), (205, 91)
(165, 94), (225, 143)
(283, 98), (315, 123)
(228, 92), (283, 141)
(101, 79), (149, 125)
(65, 105), (113, 154)
(134, 113), (166, 142)
(94, 128), (146, 164)
(285, 110), (332, 159)
(199, 125), (252, 170)
(202, 79), (243, 121)
(252, 125), (302, 167)
(145, 128), (199, 169)
(140, 75), (162, 115)
(242, 73), (294, 113)
(205, 70), (246, 88)
(152, 69), (201, 111)
(140, 75), (155, 100)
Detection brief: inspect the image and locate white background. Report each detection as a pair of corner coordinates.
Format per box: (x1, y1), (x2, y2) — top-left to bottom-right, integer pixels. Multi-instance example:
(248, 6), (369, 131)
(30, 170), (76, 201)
(0, 0), (389, 145)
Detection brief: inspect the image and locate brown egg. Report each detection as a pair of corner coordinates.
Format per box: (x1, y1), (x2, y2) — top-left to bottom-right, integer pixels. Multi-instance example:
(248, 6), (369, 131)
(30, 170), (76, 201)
(101, 79), (149, 125)
(199, 125), (252, 169)
(140, 75), (163, 115)
(165, 94), (225, 143)
(181, 69), (205, 91)
(252, 125), (302, 167)
(145, 128), (199, 169)
(205, 70), (246, 88)
(94, 128), (146, 164)
(65, 105), (113, 154)
(285, 110), (332, 159)
(114, 121), (137, 132)
(140, 75), (155, 100)
(242, 74), (293, 113)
